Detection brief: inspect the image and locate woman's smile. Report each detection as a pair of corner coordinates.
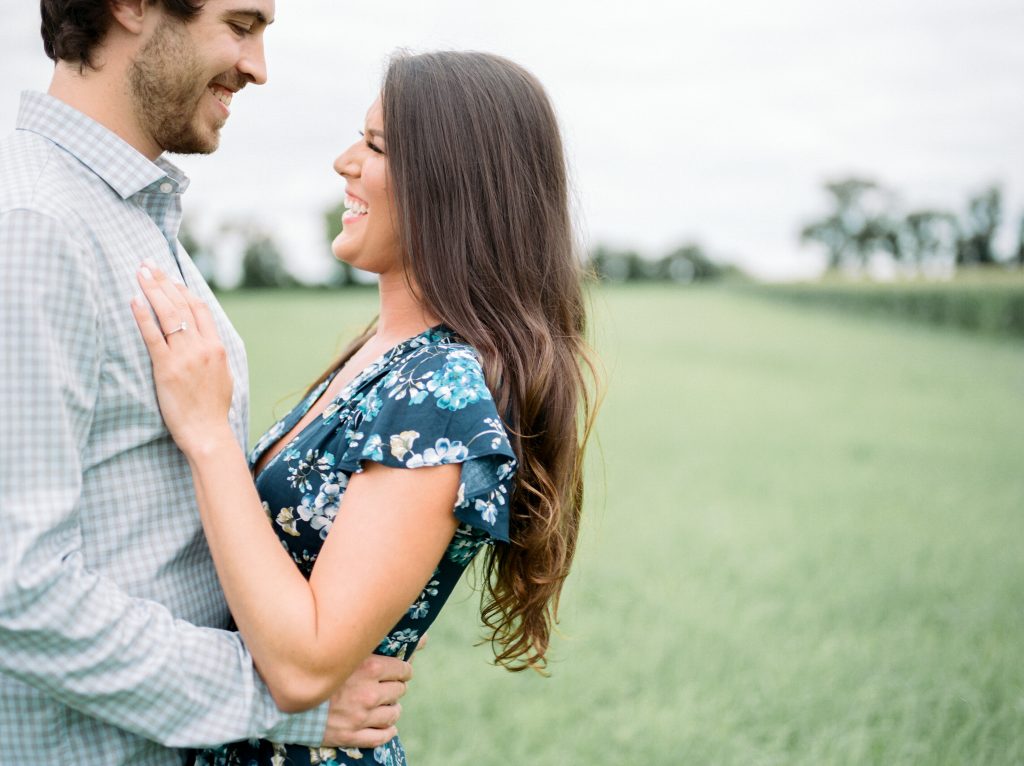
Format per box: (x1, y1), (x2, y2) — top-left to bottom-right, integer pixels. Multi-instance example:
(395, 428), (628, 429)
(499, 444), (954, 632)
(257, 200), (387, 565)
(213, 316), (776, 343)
(342, 191), (369, 224)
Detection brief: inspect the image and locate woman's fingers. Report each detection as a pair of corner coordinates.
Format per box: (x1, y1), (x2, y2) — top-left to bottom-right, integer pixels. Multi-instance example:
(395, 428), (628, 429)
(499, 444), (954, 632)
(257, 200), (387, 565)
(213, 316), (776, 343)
(174, 282), (219, 340)
(361, 702), (402, 731)
(138, 267), (227, 359)
(130, 297), (169, 359)
(333, 725), (399, 751)
(376, 680), (408, 707)
(137, 267), (184, 336)
(138, 263), (196, 338)
(152, 265), (196, 328)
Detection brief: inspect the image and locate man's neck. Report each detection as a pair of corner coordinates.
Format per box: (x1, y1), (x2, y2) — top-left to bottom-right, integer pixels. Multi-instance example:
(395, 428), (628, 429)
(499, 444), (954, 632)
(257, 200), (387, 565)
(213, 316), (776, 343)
(48, 60), (162, 161)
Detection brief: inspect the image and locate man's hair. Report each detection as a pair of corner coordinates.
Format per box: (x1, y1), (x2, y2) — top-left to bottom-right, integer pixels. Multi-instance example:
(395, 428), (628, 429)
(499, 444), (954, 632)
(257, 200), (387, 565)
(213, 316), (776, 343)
(40, 0), (204, 70)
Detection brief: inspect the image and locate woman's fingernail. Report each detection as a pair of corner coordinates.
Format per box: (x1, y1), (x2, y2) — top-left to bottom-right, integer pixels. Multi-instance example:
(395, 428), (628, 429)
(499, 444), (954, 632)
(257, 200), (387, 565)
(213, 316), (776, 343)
(143, 257), (157, 269)
(140, 266), (153, 280)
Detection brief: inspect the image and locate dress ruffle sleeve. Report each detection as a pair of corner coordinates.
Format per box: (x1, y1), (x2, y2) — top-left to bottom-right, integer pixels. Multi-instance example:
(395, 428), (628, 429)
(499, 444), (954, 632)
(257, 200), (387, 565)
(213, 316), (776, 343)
(334, 343), (518, 542)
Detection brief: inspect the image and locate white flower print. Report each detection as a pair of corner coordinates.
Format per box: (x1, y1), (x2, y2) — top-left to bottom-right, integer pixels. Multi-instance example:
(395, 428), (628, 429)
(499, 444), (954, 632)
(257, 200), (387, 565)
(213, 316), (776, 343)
(405, 438), (469, 468)
(475, 497), (498, 525)
(389, 430), (420, 460)
(296, 472), (346, 540)
(275, 507), (300, 537)
(309, 746), (338, 764)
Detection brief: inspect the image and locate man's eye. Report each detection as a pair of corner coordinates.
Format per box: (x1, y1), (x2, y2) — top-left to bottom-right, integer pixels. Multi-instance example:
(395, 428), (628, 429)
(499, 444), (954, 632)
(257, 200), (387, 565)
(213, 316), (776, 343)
(229, 22), (251, 35)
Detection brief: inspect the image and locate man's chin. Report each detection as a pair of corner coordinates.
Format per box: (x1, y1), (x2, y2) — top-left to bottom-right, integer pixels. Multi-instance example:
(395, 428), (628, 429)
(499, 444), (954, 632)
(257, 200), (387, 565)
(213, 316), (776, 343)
(160, 131), (221, 156)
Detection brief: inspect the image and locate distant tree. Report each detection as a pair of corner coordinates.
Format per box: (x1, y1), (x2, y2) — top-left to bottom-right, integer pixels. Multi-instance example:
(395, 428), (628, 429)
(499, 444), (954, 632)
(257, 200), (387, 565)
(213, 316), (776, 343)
(590, 245), (639, 282)
(859, 214), (905, 263)
(800, 178), (887, 269)
(239, 229), (294, 289)
(661, 243), (722, 283)
(322, 200), (355, 286)
(902, 210), (959, 267)
(588, 242), (728, 284)
(800, 213), (848, 268)
(956, 186), (1002, 265)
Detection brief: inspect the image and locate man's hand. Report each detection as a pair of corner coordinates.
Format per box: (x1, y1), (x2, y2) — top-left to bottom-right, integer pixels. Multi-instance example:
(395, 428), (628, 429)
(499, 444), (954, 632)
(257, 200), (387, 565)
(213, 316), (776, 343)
(321, 654), (413, 749)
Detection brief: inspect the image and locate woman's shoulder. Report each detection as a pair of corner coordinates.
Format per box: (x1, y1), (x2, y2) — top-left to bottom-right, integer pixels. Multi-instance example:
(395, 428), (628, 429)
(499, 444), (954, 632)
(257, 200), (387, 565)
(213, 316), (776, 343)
(339, 326), (514, 470)
(375, 327), (493, 414)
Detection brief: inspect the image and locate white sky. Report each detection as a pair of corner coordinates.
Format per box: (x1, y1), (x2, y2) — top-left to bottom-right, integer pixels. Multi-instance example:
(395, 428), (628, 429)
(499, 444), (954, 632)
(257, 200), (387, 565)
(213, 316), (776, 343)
(2, 0), (1022, 279)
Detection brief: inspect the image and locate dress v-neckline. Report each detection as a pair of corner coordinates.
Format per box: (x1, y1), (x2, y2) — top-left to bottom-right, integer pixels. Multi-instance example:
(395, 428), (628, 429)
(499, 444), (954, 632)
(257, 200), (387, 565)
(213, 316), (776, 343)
(251, 325), (449, 479)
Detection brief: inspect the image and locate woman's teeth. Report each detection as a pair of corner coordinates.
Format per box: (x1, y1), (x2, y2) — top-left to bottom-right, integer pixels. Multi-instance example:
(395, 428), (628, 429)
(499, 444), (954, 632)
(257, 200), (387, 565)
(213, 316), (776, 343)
(345, 196), (369, 215)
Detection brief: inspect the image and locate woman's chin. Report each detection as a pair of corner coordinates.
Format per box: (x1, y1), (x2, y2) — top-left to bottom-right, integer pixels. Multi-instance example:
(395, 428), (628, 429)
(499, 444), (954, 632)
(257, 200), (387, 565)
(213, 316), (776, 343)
(330, 237), (396, 276)
(331, 236), (354, 264)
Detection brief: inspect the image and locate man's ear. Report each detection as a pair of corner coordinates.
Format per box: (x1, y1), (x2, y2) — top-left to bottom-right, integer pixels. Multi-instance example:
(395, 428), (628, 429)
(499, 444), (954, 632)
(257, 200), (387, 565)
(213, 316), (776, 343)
(109, 0), (149, 36)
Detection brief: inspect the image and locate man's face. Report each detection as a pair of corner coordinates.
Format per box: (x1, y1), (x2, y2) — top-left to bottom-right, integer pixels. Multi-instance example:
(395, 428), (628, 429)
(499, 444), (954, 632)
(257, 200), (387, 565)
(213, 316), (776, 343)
(128, 0), (274, 154)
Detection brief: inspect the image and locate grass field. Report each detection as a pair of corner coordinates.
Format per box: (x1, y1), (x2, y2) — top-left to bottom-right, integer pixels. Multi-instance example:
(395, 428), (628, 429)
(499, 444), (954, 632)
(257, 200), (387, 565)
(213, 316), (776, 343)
(748, 270), (1024, 339)
(220, 285), (1024, 765)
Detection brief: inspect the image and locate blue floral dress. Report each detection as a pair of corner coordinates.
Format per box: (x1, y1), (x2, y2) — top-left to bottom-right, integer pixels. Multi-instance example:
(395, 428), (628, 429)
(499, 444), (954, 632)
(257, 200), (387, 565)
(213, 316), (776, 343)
(194, 326), (517, 766)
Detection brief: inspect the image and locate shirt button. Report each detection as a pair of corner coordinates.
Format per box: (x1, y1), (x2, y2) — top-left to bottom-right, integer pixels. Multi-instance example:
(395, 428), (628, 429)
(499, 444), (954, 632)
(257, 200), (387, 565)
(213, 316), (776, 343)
(229, 406), (238, 422)
(159, 182), (173, 193)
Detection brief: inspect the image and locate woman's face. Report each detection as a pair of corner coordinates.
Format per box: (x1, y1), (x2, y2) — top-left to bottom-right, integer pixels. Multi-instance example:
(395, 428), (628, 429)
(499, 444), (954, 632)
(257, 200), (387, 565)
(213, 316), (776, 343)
(331, 97), (401, 275)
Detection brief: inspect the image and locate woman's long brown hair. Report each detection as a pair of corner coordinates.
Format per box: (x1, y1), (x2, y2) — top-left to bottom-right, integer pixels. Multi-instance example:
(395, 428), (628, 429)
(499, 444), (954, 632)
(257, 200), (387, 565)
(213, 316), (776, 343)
(317, 51), (598, 672)
(384, 51), (598, 673)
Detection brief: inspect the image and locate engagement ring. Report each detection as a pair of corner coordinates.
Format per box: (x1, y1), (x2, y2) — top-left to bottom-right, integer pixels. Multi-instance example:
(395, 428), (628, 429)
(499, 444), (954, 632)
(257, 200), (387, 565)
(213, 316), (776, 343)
(163, 321), (188, 338)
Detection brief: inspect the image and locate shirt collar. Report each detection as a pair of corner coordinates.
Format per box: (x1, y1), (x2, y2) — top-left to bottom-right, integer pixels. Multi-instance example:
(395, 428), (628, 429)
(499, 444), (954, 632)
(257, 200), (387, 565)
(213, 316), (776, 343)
(16, 91), (190, 200)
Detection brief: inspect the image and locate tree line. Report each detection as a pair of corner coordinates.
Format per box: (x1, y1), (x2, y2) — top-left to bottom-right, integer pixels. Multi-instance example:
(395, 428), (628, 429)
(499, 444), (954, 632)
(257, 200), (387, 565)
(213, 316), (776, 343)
(184, 179), (1023, 290)
(587, 243), (736, 284)
(184, 200), (738, 289)
(800, 178), (1024, 274)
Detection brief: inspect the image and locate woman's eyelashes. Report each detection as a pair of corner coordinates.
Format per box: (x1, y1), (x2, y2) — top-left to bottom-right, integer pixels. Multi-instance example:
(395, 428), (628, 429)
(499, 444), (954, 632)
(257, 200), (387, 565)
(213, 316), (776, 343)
(358, 131), (385, 154)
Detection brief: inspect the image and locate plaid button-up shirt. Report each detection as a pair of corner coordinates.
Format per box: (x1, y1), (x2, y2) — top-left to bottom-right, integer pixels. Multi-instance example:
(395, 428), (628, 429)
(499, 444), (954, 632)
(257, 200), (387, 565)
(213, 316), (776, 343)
(0, 92), (327, 766)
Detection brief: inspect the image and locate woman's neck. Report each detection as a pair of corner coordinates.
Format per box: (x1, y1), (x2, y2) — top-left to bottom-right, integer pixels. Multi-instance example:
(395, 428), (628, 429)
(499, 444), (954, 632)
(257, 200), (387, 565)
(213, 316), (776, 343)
(373, 270), (441, 346)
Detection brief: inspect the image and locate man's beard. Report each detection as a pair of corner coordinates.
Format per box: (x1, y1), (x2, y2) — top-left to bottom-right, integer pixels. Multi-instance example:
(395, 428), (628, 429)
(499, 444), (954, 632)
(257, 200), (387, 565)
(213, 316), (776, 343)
(128, 20), (219, 155)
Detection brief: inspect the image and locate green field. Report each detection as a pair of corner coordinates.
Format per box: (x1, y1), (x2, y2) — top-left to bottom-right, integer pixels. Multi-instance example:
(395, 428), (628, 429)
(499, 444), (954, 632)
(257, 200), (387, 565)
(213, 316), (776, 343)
(221, 285), (1024, 765)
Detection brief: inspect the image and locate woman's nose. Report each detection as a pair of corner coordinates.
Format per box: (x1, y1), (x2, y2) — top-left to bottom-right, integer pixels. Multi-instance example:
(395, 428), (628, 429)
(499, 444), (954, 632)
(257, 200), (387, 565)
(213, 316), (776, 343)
(334, 145), (360, 177)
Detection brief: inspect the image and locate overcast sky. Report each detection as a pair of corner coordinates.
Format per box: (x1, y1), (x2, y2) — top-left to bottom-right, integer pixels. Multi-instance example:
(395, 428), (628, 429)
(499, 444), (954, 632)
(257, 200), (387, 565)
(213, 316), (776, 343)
(2, 0), (1022, 280)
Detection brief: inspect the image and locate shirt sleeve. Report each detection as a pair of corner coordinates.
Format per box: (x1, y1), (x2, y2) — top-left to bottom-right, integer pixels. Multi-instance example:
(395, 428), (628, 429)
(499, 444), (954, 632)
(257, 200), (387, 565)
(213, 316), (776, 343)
(335, 343), (519, 541)
(0, 209), (327, 748)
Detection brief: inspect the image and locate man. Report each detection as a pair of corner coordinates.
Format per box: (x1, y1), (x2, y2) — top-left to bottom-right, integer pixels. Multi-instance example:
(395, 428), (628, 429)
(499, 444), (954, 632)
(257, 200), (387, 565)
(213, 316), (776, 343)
(0, 2), (410, 764)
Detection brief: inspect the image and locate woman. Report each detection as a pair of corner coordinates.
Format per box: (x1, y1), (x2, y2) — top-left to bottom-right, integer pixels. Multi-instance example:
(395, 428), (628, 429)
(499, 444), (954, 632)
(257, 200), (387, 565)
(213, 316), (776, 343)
(131, 51), (597, 765)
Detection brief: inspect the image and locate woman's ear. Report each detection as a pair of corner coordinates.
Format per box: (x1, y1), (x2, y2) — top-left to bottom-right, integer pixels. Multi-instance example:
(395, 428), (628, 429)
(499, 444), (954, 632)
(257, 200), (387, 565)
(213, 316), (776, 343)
(109, 0), (149, 36)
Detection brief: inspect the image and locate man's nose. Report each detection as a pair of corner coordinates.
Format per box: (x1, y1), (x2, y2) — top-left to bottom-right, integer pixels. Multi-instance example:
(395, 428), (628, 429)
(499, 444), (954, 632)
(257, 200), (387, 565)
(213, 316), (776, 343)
(239, 37), (268, 86)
